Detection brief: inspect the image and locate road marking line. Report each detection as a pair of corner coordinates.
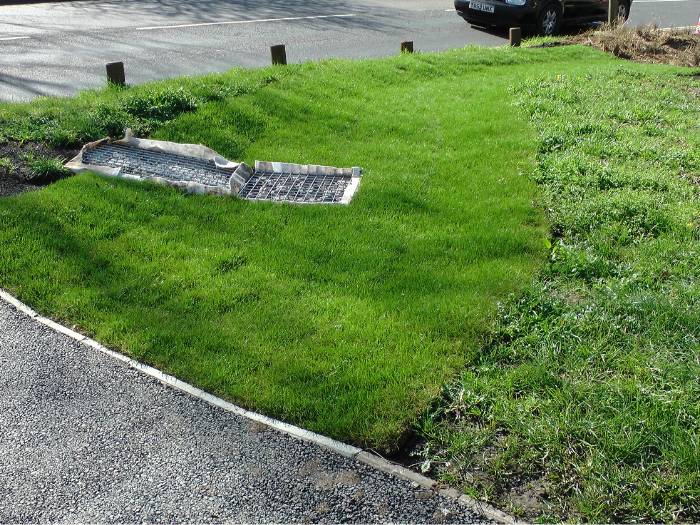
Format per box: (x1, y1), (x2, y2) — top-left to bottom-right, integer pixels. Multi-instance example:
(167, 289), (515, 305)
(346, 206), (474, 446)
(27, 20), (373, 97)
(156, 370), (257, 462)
(137, 13), (356, 31)
(0, 36), (30, 41)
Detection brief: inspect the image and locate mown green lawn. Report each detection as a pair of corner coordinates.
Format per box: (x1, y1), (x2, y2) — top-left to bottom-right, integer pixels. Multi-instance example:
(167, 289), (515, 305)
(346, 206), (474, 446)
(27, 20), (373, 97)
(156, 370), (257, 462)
(0, 45), (559, 449)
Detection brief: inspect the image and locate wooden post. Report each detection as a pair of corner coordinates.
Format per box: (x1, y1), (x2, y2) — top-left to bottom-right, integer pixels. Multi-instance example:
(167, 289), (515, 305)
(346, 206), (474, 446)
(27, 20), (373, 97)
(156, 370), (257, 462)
(106, 62), (125, 86)
(270, 45), (287, 65)
(509, 27), (521, 47)
(608, 0), (619, 25)
(400, 40), (413, 53)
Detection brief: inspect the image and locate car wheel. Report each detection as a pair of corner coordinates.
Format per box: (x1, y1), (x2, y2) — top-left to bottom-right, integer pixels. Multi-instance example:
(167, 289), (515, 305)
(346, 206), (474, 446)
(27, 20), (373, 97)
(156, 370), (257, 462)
(617, 0), (630, 22)
(536, 3), (562, 36)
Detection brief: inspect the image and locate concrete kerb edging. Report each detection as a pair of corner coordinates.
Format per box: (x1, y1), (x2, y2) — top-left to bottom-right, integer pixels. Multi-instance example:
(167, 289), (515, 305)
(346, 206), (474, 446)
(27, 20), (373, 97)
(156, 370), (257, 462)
(0, 288), (519, 525)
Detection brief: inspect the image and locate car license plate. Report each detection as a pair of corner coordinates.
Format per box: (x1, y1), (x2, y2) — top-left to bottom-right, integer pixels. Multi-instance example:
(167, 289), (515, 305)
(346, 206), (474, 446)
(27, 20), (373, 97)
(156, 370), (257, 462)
(469, 1), (494, 13)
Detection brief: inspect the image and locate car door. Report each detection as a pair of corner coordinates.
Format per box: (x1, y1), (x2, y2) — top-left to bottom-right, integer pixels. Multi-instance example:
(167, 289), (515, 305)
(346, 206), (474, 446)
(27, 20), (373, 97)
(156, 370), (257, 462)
(591, 0), (609, 19)
(563, 0), (603, 20)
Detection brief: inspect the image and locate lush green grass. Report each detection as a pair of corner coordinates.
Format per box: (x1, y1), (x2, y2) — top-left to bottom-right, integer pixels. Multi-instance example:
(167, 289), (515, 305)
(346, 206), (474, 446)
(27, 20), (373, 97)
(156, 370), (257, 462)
(0, 70), (279, 147)
(416, 64), (700, 521)
(7, 43), (698, 522)
(0, 45), (565, 449)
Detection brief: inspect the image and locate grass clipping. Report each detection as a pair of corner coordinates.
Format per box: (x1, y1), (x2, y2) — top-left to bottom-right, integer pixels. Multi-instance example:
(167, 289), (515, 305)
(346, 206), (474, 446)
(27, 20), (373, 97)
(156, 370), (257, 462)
(565, 25), (700, 67)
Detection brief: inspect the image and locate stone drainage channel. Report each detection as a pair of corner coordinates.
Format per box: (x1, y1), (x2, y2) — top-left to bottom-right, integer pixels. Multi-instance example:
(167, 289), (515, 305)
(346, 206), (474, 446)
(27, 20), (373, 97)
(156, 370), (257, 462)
(68, 136), (362, 205)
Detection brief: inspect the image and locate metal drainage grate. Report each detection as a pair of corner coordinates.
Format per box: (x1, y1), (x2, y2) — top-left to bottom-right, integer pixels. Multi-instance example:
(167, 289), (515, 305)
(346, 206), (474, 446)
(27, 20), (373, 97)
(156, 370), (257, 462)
(74, 143), (362, 204)
(82, 143), (233, 187)
(239, 162), (357, 204)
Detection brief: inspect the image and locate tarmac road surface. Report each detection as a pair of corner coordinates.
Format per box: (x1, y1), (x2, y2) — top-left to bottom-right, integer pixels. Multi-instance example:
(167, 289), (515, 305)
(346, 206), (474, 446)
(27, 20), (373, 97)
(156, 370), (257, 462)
(0, 0), (505, 102)
(1, 0), (696, 102)
(0, 294), (497, 523)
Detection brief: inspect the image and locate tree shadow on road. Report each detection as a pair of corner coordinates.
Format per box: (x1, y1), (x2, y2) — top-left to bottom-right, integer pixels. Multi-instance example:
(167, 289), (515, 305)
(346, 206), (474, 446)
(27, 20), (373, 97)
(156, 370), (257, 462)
(1, 0), (398, 31)
(0, 71), (71, 99)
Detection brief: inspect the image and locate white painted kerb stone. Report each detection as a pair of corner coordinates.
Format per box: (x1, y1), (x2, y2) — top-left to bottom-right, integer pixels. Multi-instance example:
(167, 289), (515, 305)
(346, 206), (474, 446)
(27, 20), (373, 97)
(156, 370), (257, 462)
(0, 287), (517, 524)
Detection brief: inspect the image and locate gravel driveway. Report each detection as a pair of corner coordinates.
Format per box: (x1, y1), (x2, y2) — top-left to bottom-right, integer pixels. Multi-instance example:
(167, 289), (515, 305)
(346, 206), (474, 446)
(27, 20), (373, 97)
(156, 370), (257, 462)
(0, 294), (498, 524)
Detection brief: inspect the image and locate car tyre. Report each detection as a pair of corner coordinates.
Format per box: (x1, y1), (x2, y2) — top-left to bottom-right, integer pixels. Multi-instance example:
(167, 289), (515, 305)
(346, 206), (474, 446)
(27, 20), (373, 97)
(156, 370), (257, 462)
(617, 0), (630, 22)
(536, 3), (562, 36)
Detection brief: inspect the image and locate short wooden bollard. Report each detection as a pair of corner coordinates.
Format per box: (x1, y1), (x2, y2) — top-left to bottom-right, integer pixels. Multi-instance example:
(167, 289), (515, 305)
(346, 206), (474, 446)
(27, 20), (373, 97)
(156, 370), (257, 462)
(270, 44), (287, 65)
(400, 40), (413, 53)
(106, 61), (125, 86)
(608, 0), (619, 24)
(509, 27), (521, 47)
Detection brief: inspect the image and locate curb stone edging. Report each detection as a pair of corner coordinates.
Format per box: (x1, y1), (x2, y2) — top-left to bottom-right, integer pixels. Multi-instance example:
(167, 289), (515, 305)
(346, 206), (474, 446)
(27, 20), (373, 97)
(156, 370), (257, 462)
(354, 452), (520, 524)
(0, 288), (520, 525)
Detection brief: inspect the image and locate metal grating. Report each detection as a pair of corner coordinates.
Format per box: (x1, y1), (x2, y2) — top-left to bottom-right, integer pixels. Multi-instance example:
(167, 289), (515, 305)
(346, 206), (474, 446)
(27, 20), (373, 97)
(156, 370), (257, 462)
(74, 142), (361, 204)
(82, 143), (233, 187)
(238, 170), (351, 203)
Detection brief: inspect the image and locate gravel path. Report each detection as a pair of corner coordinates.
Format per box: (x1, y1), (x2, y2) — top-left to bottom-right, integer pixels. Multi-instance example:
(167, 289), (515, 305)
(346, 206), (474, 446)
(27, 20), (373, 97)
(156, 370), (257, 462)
(0, 296), (494, 524)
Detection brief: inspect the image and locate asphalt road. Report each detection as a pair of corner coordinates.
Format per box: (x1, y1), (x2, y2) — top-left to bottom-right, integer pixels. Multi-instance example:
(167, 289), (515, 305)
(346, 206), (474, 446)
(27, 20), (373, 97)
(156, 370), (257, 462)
(628, 0), (699, 30)
(1, 0), (698, 102)
(0, 294), (495, 523)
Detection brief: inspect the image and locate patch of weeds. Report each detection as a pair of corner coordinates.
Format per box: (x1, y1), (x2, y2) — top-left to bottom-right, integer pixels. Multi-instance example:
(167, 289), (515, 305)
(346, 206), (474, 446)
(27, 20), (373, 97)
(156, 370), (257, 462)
(122, 87), (199, 121)
(546, 239), (627, 282)
(0, 158), (14, 176)
(0, 69), (284, 147)
(416, 66), (700, 523)
(74, 88), (202, 140)
(81, 103), (149, 139)
(27, 156), (71, 183)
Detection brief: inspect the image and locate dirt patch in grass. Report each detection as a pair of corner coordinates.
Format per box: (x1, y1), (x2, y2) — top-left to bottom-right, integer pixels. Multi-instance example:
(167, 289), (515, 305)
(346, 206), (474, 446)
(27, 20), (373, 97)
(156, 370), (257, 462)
(564, 25), (700, 66)
(0, 142), (79, 198)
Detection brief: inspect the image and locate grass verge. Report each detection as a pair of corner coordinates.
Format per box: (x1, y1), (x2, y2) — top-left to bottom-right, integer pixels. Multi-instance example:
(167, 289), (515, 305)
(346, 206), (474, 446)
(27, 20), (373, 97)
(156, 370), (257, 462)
(0, 45), (562, 450)
(415, 56), (700, 522)
(4, 41), (697, 522)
